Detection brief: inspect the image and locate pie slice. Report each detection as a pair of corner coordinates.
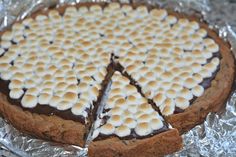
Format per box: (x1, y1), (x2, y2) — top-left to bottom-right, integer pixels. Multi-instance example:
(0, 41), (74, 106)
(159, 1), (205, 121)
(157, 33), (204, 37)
(88, 71), (182, 157)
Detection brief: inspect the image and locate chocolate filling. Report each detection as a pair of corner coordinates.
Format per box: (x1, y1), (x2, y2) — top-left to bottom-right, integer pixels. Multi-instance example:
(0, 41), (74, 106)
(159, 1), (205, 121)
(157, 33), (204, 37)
(95, 121), (169, 141)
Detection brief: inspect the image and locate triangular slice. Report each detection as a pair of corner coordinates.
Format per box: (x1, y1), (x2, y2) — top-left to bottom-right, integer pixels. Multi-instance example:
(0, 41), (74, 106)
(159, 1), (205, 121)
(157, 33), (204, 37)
(88, 71), (182, 157)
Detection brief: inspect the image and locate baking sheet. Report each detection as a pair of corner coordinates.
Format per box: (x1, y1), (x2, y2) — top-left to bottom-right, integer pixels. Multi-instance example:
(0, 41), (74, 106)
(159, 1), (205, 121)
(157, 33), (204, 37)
(0, 0), (235, 156)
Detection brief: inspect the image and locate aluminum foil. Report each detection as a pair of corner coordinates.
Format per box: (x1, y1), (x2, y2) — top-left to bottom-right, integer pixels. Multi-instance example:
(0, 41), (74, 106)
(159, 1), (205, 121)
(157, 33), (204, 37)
(0, 0), (235, 156)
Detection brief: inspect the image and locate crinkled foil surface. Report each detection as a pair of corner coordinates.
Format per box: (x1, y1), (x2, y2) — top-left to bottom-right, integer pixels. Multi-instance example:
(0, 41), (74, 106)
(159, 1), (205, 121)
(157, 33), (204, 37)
(0, 0), (235, 156)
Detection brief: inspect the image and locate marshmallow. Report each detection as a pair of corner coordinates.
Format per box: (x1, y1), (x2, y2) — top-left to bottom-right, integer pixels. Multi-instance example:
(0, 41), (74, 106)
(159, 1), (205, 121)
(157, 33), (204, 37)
(171, 83), (183, 92)
(25, 87), (39, 96)
(175, 97), (189, 109)
(211, 57), (220, 66)
(100, 123), (115, 135)
(108, 115), (123, 126)
(135, 122), (152, 136)
(199, 69), (212, 78)
(108, 2), (120, 10)
(150, 9), (167, 20)
(123, 117), (137, 128)
(122, 5), (132, 13)
(189, 21), (199, 30)
(159, 98), (175, 116)
(196, 28), (207, 38)
(9, 88), (24, 99)
(109, 107), (123, 115)
(9, 79), (23, 89)
(115, 98), (127, 109)
(123, 110), (134, 119)
(0, 63), (10, 72)
(63, 92), (78, 103)
(137, 114), (152, 123)
(161, 72), (174, 81)
(21, 94), (37, 108)
(203, 62), (217, 73)
(193, 73), (203, 83)
(49, 95), (61, 107)
(57, 101), (73, 111)
(206, 43), (219, 53)
(191, 63), (202, 73)
(165, 15), (177, 24)
(71, 103), (85, 115)
(183, 78), (198, 89)
(191, 85), (204, 97)
(115, 125), (131, 137)
(150, 118), (163, 130)
(178, 88), (193, 100)
(153, 93), (166, 107)
(38, 93), (52, 104)
(178, 18), (189, 27)
(138, 103), (153, 114)
(166, 89), (177, 98)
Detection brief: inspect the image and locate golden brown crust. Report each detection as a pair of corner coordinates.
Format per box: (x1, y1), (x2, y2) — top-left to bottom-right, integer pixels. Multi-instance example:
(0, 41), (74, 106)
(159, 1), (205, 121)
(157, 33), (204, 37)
(88, 129), (183, 157)
(0, 93), (86, 146)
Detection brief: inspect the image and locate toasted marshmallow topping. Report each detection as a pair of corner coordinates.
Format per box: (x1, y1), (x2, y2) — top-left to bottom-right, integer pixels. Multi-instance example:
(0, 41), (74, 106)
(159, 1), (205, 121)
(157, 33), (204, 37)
(123, 117), (137, 128)
(100, 123), (115, 135)
(0, 5), (118, 119)
(117, 4), (220, 115)
(9, 88), (24, 99)
(115, 125), (131, 137)
(0, 4), (220, 126)
(21, 94), (37, 108)
(191, 85), (204, 97)
(175, 97), (189, 109)
(135, 122), (152, 136)
(160, 98), (175, 116)
(150, 118), (163, 130)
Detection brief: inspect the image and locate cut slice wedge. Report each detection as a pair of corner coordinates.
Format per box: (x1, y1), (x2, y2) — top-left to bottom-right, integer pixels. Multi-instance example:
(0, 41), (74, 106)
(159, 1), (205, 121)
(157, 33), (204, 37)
(88, 71), (182, 157)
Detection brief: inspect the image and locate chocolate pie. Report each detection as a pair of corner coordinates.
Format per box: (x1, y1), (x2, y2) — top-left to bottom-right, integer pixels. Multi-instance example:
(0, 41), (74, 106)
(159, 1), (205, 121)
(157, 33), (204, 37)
(0, 2), (234, 157)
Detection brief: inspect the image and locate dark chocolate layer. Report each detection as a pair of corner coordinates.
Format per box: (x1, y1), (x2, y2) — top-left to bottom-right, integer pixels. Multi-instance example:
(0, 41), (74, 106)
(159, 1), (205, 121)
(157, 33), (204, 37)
(95, 121), (169, 141)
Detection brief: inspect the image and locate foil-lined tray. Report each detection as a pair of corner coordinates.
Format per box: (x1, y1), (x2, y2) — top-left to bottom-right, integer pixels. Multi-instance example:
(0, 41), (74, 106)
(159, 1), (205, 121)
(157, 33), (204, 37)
(0, 0), (235, 156)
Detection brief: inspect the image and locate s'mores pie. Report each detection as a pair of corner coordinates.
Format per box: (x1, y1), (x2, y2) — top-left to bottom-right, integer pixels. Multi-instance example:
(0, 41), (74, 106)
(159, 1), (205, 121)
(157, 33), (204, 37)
(0, 2), (234, 157)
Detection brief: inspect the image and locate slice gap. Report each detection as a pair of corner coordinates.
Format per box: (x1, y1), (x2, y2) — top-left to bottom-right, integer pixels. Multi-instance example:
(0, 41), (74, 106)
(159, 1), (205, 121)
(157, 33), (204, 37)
(85, 61), (116, 143)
